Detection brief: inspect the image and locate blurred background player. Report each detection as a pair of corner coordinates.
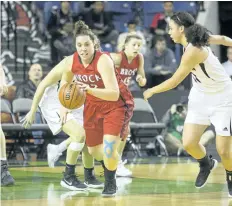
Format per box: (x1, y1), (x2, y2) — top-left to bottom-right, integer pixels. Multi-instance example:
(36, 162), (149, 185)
(110, 34), (146, 176)
(161, 99), (215, 156)
(0, 64), (15, 186)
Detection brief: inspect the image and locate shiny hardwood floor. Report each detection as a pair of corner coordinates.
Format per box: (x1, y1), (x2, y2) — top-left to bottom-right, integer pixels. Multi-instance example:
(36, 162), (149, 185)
(1, 158), (232, 206)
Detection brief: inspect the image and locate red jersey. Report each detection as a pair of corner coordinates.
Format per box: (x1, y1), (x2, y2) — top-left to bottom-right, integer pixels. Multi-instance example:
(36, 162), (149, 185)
(116, 51), (140, 86)
(71, 51), (133, 105)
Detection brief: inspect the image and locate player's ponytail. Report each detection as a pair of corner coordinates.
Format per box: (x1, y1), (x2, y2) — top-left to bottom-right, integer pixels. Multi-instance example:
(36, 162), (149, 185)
(171, 12), (211, 47)
(74, 20), (101, 50)
(185, 24), (211, 47)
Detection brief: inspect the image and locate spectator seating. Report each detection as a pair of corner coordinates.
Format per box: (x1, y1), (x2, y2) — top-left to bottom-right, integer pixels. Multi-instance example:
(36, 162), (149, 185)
(130, 98), (168, 157)
(1, 98), (51, 160)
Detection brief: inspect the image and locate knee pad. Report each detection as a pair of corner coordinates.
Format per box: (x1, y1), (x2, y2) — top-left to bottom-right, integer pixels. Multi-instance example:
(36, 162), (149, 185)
(68, 142), (85, 152)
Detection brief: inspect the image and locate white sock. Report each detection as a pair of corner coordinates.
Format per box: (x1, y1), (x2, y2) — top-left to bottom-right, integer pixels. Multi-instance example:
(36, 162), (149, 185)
(57, 140), (68, 153)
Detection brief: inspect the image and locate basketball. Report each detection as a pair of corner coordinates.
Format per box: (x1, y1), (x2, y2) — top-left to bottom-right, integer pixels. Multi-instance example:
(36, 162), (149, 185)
(59, 83), (86, 109)
(2, 86), (16, 103)
(1, 112), (13, 123)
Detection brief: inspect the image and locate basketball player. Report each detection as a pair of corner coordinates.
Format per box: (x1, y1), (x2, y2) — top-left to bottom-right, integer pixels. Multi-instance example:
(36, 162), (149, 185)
(143, 12), (232, 197)
(21, 42), (103, 190)
(48, 34), (147, 178)
(110, 34), (146, 177)
(0, 64), (15, 186)
(59, 20), (134, 197)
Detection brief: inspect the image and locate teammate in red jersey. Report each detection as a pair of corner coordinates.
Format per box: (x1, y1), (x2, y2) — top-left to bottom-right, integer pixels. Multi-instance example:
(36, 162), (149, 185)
(110, 34), (147, 177)
(60, 20), (134, 197)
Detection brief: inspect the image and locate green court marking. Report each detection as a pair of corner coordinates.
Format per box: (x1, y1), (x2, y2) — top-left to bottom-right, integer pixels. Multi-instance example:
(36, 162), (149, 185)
(9, 157), (195, 168)
(1, 170), (224, 200)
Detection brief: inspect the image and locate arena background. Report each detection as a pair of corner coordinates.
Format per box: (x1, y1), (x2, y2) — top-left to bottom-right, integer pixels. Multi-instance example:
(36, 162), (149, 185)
(1, 1), (232, 206)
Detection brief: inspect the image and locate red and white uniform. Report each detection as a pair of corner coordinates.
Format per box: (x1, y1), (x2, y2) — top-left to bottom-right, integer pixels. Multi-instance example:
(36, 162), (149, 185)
(72, 51), (134, 147)
(116, 51), (140, 86)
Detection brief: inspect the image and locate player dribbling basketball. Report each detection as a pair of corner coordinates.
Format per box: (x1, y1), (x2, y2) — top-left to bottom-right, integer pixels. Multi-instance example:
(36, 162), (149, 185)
(60, 20), (134, 197)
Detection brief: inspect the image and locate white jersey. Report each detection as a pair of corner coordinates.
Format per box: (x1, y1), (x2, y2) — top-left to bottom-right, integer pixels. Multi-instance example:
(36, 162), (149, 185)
(39, 82), (84, 135)
(39, 83), (59, 107)
(185, 44), (232, 93)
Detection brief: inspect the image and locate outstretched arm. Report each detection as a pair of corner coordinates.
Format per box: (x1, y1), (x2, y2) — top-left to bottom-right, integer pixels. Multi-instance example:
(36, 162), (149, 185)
(30, 56), (71, 114)
(22, 56), (72, 128)
(136, 53), (147, 87)
(143, 45), (207, 100)
(209, 35), (232, 47)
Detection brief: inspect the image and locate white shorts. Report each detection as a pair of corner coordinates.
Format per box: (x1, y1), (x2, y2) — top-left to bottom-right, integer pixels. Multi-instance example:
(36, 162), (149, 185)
(40, 98), (84, 135)
(185, 84), (232, 136)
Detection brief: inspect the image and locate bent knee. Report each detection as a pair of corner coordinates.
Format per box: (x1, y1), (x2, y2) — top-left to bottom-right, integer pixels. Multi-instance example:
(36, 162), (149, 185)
(182, 139), (198, 151)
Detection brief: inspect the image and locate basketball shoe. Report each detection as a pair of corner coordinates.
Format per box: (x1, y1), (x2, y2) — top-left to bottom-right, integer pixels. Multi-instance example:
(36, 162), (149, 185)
(60, 172), (87, 191)
(195, 155), (218, 188)
(226, 170), (232, 197)
(116, 159), (132, 177)
(47, 144), (62, 168)
(84, 168), (104, 189)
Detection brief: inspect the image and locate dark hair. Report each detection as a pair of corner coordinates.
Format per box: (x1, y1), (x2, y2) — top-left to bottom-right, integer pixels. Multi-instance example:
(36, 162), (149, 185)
(127, 19), (137, 25)
(171, 12), (211, 47)
(74, 20), (100, 49)
(122, 34), (142, 50)
(155, 36), (166, 44)
(164, 1), (173, 5)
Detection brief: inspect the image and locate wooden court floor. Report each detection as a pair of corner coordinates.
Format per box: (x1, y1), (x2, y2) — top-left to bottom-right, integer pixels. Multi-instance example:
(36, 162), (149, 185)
(1, 158), (232, 206)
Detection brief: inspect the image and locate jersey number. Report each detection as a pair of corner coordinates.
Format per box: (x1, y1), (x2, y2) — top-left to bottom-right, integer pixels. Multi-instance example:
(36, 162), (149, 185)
(124, 77), (132, 86)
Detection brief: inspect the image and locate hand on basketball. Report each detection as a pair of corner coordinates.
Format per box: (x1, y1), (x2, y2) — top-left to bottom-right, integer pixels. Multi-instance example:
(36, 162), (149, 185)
(76, 81), (90, 91)
(143, 88), (154, 101)
(21, 110), (35, 129)
(0, 85), (8, 96)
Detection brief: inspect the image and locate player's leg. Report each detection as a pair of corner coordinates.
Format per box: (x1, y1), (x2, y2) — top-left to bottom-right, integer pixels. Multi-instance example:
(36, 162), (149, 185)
(117, 137), (127, 158)
(117, 105), (134, 177)
(116, 126), (132, 177)
(184, 96), (218, 188)
(100, 106), (130, 196)
(216, 135), (232, 197)
(47, 135), (104, 188)
(85, 129), (119, 196)
(182, 123), (217, 188)
(211, 103), (232, 197)
(0, 125), (14, 186)
(199, 130), (215, 147)
(60, 119), (87, 191)
(47, 137), (72, 168)
(102, 134), (121, 197)
(82, 144), (104, 188)
(40, 105), (71, 167)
